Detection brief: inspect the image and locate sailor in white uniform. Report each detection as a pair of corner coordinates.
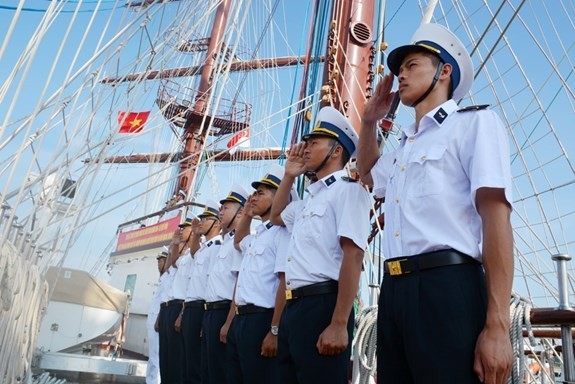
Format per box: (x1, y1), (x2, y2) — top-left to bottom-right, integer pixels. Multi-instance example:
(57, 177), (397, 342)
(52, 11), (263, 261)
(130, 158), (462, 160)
(270, 106), (371, 384)
(227, 166), (291, 384)
(202, 186), (248, 384)
(181, 203), (221, 384)
(357, 23), (514, 384)
(146, 250), (168, 384)
(159, 216), (195, 384)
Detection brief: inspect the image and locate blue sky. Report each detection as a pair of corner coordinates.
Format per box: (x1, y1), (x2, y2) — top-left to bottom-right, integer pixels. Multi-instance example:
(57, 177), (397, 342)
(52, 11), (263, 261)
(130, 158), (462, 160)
(1, 0), (575, 306)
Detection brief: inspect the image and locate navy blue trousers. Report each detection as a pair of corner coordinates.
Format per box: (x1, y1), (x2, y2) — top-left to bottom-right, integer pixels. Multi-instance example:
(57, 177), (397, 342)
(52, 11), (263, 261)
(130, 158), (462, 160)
(159, 304), (184, 384)
(278, 293), (353, 384)
(202, 309), (230, 384)
(227, 311), (279, 384)
(377, 262), (487, 383)
(181, 305), (206, 384)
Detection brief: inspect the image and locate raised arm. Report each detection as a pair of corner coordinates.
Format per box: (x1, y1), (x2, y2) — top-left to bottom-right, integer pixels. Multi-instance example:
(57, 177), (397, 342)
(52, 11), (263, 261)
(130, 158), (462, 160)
(188, 218), (202, 256)
(166, 230), (182, 270)
(357, 73), (396, 186)
(234, 195), (254, 251)
(270, 142), (307, 225)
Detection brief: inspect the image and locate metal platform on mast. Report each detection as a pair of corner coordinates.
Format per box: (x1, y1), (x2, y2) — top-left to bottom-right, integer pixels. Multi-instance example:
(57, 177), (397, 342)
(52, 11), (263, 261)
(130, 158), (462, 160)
(156, 79), (251, 136)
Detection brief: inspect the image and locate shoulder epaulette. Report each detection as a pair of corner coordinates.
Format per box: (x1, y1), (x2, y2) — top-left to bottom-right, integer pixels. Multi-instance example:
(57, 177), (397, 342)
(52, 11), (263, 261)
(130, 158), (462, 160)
(341, 176), (358, 183)
(457, 104), (490, 113)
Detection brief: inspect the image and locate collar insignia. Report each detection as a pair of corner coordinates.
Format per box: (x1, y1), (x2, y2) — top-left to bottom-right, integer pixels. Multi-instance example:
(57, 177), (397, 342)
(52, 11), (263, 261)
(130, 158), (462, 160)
(325, 175), (337, 187)
(433, 108), (448, 124)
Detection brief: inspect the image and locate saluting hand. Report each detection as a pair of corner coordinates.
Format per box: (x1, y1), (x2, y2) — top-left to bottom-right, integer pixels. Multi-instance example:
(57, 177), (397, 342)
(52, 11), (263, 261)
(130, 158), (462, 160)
(245, 194), (257, 218)
(190, 218), (201, 235)
(362, 72), (396, 125)
(260, 332), (278, 357)
(316, 322), (348, 356)
(284, 142), (307, 178)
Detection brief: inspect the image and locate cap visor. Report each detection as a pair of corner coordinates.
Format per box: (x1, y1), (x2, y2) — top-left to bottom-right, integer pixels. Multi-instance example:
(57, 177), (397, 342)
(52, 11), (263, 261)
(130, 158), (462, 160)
(387, 45), (434, 75)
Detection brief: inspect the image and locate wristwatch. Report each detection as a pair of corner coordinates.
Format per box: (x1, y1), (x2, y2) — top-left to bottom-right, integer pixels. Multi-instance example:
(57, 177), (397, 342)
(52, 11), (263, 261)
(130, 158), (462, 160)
(270, 325), (279, 336)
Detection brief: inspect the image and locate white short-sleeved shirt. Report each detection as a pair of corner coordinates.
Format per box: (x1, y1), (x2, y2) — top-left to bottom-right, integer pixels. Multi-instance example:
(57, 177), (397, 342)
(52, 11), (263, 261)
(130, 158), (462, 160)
(149, 272), (168, 316)
(281, 170), (371, 290)
(185, 236), (222, 301)
(235, 222), (290, 308)
(159, 266), (177, 303)
(205, 231), (241, 302)
(371, 99), (513, 261)
(168, 251), (192, 300)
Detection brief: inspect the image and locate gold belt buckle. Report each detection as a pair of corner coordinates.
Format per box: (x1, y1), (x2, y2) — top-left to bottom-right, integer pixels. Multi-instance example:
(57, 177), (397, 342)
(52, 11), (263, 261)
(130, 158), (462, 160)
(388, 260), (404, 276)
(234, 305), (239, 315)
(285, 290), (293, 300)
(204, 303), (208, 310)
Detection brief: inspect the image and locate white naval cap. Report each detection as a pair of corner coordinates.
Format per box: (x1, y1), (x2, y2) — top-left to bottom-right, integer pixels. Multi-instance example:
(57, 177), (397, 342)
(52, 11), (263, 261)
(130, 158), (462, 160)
(219, 183), (249, 206)
(199, 199), (221, 219)
(251, 163), (285, 190)
(387, 23), (473, 101)
(303, 106), (359, 157)
(178, 213), (197, 227)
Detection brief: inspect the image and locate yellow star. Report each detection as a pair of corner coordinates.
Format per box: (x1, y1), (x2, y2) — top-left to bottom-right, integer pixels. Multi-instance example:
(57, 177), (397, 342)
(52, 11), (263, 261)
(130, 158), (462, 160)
(130, 118), (142, 127)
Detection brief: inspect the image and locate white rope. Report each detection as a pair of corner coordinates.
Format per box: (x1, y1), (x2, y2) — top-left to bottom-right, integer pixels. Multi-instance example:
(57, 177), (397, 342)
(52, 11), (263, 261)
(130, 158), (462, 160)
(32, 371), (67, 384)
(0, 242), (49, 383)
(508, 293), (535, 384)
(352, 305), (378, 384)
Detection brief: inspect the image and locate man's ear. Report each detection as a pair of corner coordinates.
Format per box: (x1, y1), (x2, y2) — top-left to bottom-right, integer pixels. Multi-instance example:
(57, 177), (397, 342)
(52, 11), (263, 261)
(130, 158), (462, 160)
(440, 62), (453, 79)
(331, 143), (344, 159)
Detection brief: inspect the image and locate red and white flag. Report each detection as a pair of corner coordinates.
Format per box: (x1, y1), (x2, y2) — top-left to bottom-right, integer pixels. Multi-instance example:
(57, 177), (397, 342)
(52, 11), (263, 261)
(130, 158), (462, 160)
(117, 111), (151, 133)
(226, 128), (250, 155)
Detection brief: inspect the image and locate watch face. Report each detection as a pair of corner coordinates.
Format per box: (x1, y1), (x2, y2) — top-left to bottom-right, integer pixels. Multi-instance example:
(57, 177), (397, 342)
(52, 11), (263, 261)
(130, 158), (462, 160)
(271, 326), (279, 335)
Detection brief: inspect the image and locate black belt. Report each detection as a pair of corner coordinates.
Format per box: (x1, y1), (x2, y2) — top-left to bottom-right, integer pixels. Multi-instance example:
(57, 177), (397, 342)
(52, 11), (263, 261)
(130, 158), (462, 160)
(160, 299), (184, 308)
(185, 300), (205, 309)
(235, 304), (273, 316)
(204, 300), (232, 311)
(285, 280), (338, 301)
(384, 249), (479, 276)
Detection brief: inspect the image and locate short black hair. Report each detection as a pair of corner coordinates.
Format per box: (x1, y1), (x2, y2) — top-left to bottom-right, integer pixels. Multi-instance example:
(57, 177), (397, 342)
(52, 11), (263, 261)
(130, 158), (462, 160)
(327, 138), (351, 167)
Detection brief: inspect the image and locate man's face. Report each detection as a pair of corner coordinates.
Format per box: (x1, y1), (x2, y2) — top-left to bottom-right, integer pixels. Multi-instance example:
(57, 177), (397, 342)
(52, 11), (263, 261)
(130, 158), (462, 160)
(397, 52), (441, 106)
(157, 258), (166, 273)
(180, 225), (193, 241)
(302, 136), (335, 171)
(250, 186), (275, 216)
(199, 216), (218, 235)
(219, 201), (241, 227)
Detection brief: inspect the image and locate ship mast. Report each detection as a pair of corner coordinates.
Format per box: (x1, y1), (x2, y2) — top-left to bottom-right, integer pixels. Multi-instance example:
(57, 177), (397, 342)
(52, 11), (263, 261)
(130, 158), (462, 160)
(94, 0), (376, 201)
(321, 0), (376, 130)
(177, 0), (231, 196)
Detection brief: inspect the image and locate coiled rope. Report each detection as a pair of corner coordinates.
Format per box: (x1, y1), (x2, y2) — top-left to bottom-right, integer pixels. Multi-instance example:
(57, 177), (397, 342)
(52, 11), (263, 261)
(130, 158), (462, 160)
(31, 371), (67, 384)
(351, 293), (534, 384)
(0, 242), (49, 383)
(352, 305), (378, 384)
(508, 293), (535, 384)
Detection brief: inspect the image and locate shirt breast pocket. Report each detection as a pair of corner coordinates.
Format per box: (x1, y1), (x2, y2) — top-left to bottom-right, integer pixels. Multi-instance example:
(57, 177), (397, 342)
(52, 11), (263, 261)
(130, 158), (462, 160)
(406, 145), (446, 197)
(246, 244), (267, 272)
(300, 203), (327, 242)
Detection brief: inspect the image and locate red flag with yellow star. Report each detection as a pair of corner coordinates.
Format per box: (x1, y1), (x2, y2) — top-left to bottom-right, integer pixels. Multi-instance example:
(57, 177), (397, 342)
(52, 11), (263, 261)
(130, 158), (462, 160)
(117, 111), (150, 133)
